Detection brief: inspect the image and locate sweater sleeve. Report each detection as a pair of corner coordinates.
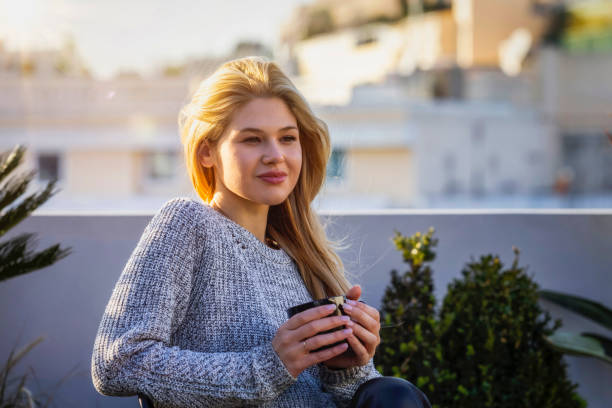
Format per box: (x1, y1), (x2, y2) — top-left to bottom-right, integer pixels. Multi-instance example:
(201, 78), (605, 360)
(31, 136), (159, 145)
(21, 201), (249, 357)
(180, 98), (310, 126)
(91, 197), (297, 407)
(318, 356), (383, 408)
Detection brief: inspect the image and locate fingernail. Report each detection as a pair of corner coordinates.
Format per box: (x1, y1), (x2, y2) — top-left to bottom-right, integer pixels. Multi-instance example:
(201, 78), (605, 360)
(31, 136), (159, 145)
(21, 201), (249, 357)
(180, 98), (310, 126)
(346, 299), (357, 306)
(340, 315), (350, 321)
(343, 304), (353, 311)
(342, 328), (353, 334)
(325, 304), (336, 311)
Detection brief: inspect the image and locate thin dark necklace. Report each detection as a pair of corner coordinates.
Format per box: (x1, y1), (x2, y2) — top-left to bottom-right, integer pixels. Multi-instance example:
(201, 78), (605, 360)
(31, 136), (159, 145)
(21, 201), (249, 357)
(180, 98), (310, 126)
(210, 201), (280, 249)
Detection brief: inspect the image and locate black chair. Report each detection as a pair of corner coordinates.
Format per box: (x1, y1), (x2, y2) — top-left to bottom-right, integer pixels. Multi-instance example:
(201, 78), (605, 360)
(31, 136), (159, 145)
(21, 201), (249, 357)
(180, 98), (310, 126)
(138, 393), (154, 408)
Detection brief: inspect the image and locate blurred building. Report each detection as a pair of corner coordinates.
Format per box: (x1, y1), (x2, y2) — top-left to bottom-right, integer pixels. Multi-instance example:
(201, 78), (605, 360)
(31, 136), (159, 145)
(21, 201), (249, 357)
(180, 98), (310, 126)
(1, 0), (611, 211)
(0, 75), (192, 199)
(0, 38), (189, 209)
(0, 42), (277, 211)
(0, 36), (90, 79)
(279, 0), (552, 103)
(282, 0), (612, 208)
(315, 81), (556, 208)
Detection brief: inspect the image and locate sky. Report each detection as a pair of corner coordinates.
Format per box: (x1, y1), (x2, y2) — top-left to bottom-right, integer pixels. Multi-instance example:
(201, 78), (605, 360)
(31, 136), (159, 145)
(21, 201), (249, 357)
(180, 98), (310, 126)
(0, 0), (312, 79)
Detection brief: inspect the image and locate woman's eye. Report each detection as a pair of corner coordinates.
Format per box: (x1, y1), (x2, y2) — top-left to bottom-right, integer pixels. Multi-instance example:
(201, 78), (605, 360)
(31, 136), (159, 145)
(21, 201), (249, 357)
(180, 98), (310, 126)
(244, 137), (260, 143)
(282, 135), (297, 142)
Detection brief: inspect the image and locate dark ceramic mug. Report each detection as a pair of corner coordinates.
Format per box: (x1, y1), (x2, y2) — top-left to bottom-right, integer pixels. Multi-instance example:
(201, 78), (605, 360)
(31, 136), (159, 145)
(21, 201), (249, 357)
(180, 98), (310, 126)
(287, 295), (366, 353)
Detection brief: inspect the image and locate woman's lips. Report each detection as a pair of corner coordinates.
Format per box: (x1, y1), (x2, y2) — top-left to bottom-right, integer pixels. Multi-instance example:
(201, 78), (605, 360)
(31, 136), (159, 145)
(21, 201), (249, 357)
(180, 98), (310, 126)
(258, 175), (287, 184)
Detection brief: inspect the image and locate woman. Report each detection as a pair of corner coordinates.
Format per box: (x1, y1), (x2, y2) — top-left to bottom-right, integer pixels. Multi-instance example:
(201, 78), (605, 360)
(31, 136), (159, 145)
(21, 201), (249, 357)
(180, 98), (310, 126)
(91, 56), (431, 408)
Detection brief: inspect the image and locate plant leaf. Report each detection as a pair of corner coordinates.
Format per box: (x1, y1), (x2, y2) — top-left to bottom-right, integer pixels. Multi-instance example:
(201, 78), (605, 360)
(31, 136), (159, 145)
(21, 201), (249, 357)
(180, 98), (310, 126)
(0, 145), (26, 186)
(544, 331), (612, 364)
(7, 336), (45, 373)
(582, 332), (612, 358)
(538, 290), (612, 330)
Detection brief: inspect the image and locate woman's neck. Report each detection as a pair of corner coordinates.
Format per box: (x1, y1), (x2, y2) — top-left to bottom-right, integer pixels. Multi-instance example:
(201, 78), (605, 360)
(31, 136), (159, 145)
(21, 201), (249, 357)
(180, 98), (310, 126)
(210, 195), (271, 247)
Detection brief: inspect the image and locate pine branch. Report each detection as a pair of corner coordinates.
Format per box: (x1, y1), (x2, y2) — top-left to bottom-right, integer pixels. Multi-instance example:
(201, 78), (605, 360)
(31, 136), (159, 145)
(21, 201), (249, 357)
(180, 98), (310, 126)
(0, 145), (26, 185)
(0, 233), (72, 283)
(0, 144), (74, 406)
(0, 168), (37, 213)
(0, 179), (60, 239)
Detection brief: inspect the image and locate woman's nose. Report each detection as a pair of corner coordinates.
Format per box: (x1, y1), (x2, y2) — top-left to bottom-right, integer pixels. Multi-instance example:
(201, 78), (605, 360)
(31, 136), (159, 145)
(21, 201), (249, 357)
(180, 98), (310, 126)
(262, 140), (284, 163)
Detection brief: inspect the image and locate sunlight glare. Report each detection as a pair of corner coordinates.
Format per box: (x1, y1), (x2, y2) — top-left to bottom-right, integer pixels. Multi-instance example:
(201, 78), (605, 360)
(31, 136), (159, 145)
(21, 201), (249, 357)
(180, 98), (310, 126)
(0, 0), (50, 50)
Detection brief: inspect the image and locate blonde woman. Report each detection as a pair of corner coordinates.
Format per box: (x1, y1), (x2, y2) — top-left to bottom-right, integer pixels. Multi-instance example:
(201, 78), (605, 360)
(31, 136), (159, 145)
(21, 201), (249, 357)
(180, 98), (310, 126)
(91, 56), (431, 408)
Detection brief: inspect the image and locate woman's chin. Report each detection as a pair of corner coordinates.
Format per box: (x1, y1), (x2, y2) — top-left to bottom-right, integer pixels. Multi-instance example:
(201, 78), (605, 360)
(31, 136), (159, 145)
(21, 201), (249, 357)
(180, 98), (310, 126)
(264, 196), (289, 207)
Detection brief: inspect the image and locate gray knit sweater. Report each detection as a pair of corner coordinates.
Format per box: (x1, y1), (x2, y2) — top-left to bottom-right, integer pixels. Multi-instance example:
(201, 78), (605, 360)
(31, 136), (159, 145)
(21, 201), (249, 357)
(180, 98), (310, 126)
(91, 197), (382, 407)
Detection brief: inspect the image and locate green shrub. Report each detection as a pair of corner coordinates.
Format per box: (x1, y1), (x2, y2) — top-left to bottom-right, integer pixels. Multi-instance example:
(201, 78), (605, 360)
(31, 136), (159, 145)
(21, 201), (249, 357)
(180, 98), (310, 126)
(374, 228), (586, 408)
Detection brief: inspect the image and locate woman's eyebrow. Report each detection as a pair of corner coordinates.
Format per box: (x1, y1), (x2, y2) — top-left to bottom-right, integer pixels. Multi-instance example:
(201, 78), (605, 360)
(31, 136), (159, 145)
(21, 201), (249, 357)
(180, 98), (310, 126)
(238, 126), (298, 134)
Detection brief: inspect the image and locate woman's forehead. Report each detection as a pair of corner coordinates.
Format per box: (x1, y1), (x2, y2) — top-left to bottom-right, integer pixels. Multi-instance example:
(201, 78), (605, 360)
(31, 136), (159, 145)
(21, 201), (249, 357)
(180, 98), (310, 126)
(229, 97), (297, 129)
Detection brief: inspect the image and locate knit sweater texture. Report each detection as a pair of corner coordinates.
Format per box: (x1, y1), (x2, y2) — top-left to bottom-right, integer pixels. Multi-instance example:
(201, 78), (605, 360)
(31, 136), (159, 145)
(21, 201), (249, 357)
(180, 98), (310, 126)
(91, 196), (382, 407)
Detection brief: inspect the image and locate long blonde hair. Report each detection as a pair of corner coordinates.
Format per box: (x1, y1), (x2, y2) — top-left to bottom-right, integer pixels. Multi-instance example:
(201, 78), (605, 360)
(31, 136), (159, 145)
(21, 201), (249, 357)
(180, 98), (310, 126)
(178, 56), (351, 299)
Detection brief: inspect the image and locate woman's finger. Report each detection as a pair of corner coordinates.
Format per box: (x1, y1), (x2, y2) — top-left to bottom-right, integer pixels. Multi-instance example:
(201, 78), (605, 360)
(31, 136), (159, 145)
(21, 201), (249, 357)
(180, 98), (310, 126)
(299, 325), (353, 354)
(284, 304), (337, 331)
(342, 302), (378, 333)
(347, 321), (379, 353)
(273, 305), (349, 378)
(305, 341), (349, 367)
(292, 314), (353, 343)
(345, 334), (369, 363)
(346, 299), (380, 322)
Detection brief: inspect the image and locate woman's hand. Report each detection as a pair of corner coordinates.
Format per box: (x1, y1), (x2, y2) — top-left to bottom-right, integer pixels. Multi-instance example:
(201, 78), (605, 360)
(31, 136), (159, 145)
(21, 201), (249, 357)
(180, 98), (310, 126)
(272, 304), (355, 379)
(321, 285), (381, 370)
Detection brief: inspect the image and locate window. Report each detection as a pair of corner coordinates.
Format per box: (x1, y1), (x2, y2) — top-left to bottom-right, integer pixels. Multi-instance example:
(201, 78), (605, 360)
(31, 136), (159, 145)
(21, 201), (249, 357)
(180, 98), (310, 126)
(37, 153), (60, 182)
(327, 149), (346, 182)
(563, 133), (610, 193)
(146, 151), (177, 180)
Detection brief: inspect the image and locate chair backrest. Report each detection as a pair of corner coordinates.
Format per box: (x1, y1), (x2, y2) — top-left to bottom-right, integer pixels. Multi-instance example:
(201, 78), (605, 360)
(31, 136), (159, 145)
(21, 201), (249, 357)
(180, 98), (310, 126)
(138, 393), (154, 408)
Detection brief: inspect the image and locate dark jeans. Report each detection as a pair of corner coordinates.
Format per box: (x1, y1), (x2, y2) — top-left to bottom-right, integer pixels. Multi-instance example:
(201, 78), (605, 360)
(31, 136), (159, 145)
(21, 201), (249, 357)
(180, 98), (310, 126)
(136, 377), (432, 408)
(348, 377), (432, 408)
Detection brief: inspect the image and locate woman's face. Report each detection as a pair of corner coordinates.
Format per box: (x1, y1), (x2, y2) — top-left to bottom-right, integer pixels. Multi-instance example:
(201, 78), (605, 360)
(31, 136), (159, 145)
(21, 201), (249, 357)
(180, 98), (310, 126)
(205, 97), (303, 209)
